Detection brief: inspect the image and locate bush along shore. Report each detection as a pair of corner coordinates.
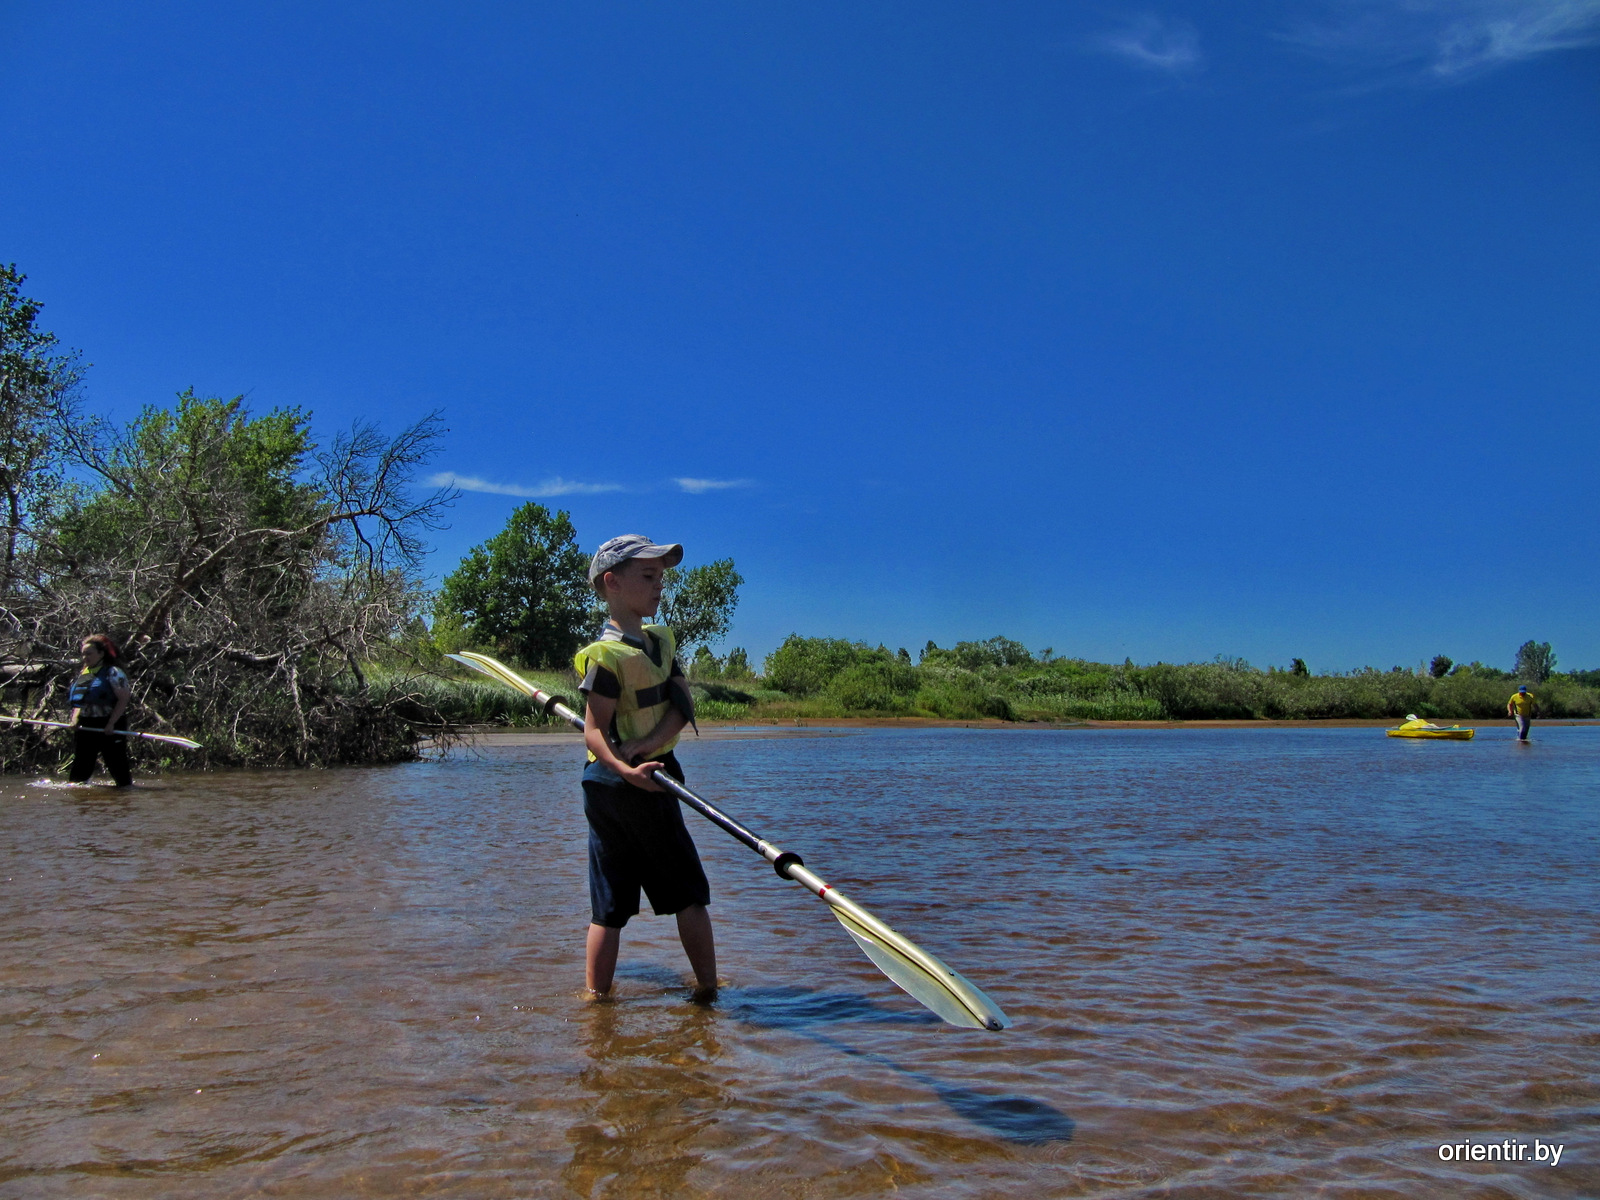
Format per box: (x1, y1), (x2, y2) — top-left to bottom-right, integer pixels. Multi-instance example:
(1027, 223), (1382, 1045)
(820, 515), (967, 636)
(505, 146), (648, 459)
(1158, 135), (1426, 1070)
(423, 636), (1600, 727)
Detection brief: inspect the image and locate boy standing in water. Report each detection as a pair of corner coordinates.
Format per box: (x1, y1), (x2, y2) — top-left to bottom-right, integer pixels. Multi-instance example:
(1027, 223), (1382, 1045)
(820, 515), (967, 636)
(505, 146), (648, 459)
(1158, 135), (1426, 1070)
(574, 535), (716, 999)
(1507, 685), (1536, 741)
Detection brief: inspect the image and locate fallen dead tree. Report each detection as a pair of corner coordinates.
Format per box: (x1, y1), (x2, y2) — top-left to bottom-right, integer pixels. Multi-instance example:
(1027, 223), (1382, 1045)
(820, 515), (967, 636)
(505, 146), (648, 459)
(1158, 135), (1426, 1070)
(2, 264), (467, 772)
(1, 388), (458, 771)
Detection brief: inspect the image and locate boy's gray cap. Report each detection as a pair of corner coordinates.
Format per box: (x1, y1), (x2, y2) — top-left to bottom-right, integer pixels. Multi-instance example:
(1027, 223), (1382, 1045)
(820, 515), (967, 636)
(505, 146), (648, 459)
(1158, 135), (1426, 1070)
(588, 534), (683, 583)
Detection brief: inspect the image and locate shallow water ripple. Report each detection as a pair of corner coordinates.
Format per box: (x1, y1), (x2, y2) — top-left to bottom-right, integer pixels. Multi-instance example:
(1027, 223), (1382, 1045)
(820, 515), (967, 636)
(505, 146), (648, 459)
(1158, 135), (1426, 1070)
(2, 727), (1597, 1197)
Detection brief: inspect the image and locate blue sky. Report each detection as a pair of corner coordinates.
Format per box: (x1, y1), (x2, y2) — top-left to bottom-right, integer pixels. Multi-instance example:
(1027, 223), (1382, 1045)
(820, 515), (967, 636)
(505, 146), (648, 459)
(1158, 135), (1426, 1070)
(3, 1), (1597, 671)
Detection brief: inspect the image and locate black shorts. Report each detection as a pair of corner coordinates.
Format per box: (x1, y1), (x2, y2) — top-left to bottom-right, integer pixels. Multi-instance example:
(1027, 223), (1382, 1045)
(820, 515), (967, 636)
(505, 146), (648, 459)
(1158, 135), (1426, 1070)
(69, 719), (133, 787)
(582, 753), (710, 928)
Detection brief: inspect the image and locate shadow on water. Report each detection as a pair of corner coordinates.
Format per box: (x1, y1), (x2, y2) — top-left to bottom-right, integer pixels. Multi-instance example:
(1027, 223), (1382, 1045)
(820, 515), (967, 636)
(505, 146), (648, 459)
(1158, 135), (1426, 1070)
(724, 983), (1075, 1146)
(722, 982), (941, 1028)
(612, 967), (1073, 1143)
(912, 1081), (1076, 1146)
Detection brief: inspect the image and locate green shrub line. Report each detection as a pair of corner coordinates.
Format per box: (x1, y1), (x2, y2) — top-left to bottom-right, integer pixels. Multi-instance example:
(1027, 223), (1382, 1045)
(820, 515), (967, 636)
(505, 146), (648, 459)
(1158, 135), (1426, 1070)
(410, 636), (1600, 727)
(368, 663), (573, 729)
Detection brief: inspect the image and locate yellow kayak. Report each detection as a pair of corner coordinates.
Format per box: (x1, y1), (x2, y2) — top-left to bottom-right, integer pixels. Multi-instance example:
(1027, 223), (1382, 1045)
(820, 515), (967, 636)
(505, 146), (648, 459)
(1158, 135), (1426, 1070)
(1387, 716), (1475, 740)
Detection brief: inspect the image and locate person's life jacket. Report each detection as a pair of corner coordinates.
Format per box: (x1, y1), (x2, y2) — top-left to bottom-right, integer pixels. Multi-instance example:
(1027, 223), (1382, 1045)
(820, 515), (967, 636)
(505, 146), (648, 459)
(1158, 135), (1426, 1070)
(573, 624), (695, 761)
(68, 664), (125, 718)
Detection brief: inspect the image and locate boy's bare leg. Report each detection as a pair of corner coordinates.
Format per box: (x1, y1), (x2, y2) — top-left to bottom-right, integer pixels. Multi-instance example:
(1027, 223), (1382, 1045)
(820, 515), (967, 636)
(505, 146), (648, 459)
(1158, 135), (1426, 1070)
(586, 922), (620, 995)
(676, 904), (717, 996)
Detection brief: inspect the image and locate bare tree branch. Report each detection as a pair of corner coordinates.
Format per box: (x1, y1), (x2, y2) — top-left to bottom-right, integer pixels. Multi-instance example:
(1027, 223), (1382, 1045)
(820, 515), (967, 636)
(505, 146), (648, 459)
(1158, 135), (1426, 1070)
(3, 390), (460, 771)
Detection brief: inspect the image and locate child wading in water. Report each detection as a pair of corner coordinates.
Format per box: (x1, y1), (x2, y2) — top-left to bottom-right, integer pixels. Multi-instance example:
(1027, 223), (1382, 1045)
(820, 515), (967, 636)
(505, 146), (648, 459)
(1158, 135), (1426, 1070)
(574, 535), (717, 1000)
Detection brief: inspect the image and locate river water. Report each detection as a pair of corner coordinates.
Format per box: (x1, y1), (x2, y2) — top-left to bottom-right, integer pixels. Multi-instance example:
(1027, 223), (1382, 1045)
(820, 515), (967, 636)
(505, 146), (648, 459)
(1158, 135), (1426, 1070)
(2, 726), (1597, 1198)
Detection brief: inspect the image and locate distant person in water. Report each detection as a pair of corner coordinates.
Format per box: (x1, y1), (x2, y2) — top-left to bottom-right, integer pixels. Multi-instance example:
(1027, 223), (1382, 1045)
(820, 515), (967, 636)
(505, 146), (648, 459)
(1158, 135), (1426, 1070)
(573, 535), (716, 1001)
(1506, 685), (1536, 742)
(67, 634), (133, 786)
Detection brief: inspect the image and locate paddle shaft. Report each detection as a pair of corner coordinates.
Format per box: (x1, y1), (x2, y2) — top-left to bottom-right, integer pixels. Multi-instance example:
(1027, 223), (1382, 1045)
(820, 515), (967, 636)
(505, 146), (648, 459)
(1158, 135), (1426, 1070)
(504, 684), (988, 999)
(533, 692), (779, 858)
(0, 714), (201, 749)
(446, 651), (1010, 1029)
(519, 686), (886, 880)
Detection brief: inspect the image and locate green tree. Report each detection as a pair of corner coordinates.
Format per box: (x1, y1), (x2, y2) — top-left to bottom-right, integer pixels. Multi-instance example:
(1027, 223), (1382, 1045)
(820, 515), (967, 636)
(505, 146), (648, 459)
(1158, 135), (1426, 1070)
(764, 635), (888, 695)
(0, 265), (83, 591)
(828, 658), (920, 711)
(1429, 655), (1453, 678)
(659, 558), (743, 651)
(689, 644), (722, 679)
(1513, 640), (1555, 684)
(722, 647), (753, 679)
(57, 393), (324, 627)
(1290, 658), (1310, 677)
(922, 636), (1035, 670)
(435, 503), (592, 667)
(5, 387), (453, 768)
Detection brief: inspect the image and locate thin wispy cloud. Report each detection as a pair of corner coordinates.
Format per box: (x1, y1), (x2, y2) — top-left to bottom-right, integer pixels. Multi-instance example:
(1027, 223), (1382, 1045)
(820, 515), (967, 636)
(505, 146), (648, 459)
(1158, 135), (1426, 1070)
(1286, 0), (1600, 80)
(674, 477), (752, 494)
(1097, 14), (1204, 72)
(429, 471), (624, 498)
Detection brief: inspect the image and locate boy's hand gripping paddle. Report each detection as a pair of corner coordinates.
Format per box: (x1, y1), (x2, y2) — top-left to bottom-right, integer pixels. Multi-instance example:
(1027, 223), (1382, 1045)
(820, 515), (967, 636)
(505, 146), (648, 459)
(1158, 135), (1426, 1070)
(0, 714), (203, 750)
(448, 651), (1011, 1031)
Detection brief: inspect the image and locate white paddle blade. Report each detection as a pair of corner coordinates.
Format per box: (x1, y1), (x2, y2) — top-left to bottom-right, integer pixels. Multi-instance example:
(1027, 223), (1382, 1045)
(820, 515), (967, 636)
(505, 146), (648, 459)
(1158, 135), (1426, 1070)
(831, 909), (1011, 1031)
(447, 652), (537, 697)
(143, 734), (203, 750)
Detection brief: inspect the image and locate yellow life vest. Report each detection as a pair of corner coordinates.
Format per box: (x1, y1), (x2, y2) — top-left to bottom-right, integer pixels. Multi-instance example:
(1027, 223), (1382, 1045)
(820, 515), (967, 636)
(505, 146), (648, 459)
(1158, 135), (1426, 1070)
(574, 624), (685, 760)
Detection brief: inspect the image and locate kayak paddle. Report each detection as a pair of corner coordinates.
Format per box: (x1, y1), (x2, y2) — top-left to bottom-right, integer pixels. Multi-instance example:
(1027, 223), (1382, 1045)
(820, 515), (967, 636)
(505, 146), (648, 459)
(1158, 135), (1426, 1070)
(447, 651), (1011, 1031)
(0, 714), (203, 750)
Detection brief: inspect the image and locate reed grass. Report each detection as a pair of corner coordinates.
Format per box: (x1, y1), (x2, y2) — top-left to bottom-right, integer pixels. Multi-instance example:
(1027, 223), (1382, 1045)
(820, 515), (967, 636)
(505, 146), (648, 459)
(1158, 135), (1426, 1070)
(366, 664), (574, 727)
(736, 636), (1600, 723)
(367, 640), (1600, 730)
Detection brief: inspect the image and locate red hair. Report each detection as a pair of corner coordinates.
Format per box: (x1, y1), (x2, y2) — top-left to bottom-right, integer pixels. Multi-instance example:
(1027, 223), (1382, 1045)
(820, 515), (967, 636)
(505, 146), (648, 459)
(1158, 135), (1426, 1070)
(83, 634), (120, 663)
